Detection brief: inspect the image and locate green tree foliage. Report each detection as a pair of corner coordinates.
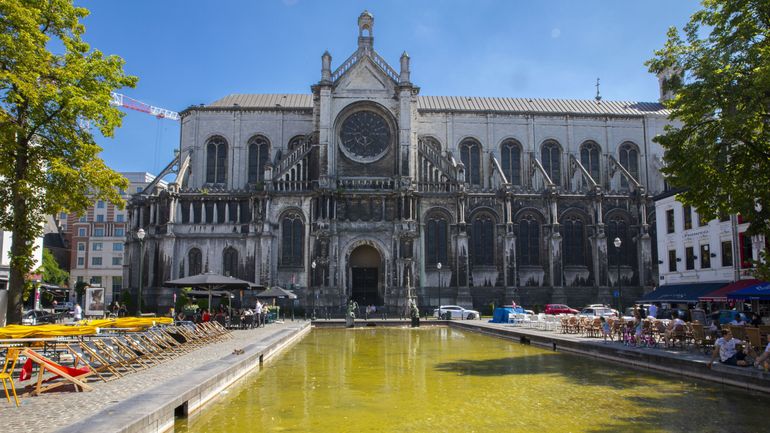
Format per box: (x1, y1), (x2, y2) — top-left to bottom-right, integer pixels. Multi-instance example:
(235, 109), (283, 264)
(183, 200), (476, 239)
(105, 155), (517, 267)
(0, 1), (136, 323)
(38, 247), (68, 286)
(646, 1), (770, 238)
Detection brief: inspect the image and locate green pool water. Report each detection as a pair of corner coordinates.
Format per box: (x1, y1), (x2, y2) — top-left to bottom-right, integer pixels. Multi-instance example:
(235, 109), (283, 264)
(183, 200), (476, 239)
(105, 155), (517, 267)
(176, 327), (767, 433)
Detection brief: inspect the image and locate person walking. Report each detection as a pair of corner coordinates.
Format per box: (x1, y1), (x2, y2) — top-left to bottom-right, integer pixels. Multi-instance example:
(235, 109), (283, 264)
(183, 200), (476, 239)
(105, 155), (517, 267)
(73, 303), (82, 321)
(255, 300), (263, 328)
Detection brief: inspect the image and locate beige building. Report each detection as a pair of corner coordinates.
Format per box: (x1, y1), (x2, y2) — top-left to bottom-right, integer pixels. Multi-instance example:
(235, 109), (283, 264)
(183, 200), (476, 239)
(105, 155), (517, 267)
(127, 12), (674, 314)
(63, 172), (162, 305)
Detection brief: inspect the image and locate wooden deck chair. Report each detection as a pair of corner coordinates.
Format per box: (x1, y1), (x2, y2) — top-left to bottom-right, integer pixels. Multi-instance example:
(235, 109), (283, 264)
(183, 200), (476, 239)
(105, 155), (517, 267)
(172, 326), (205, 348)
(20, 348), (94, 395)
(121, 335), (162, 365)
(109, 337), (155, 369)
(136, 334), (175, 361)
(152, 329), (189, 353)
(65, 342), (118, 382)
(1, 348), (21, 407)
(92, 338), (140, 373)
(77, 339), (128, 379)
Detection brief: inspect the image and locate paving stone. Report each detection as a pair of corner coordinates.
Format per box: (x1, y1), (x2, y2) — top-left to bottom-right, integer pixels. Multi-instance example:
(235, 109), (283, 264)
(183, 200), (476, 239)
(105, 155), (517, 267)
(0, 322), (302, 432)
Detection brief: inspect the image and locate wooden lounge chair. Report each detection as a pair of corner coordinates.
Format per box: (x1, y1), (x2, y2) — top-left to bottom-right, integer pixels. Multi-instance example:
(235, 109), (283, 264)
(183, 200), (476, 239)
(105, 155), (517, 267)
(20, 348), (94, 395)
(1, 348), (21, 407)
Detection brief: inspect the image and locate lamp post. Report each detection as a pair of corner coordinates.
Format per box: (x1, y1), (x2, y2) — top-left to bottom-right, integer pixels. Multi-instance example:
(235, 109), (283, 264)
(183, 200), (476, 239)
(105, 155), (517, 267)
(311, 260), (316, 320)
(436, 262), (442, 320)
(613, 237), (622, 314)
(136, 228), (146, 315)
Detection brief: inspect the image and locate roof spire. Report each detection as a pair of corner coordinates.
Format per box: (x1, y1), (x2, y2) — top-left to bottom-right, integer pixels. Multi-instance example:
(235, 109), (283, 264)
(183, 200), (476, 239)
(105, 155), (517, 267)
(595, 77), (602, 102)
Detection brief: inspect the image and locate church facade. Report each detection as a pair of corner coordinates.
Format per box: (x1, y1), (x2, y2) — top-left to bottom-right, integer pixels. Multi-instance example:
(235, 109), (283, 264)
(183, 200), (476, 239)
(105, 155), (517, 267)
(127, 12), (673, 314)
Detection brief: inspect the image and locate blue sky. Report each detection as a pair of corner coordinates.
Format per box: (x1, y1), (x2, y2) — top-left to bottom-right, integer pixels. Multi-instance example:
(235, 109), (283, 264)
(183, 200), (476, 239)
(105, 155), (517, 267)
(78, 0), (701, 175)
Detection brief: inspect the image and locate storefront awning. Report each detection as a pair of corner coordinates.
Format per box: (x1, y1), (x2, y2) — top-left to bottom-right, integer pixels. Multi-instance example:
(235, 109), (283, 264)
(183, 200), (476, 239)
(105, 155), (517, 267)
(638, 282), (728, 303)
(700, 279), (764, 302)
(727, 280), (770, 300)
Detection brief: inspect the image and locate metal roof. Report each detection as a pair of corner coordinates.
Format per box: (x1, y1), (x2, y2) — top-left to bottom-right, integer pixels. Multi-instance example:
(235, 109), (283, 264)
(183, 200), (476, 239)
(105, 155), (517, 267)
(417, 96), (670, 117)
(208, 94), (313, 110)
(205, 94), (669, 117)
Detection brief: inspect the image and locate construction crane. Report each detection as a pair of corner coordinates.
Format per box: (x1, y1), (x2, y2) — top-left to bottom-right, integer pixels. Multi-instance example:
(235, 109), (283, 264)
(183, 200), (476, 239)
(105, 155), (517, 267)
(110, 92), (180, 121)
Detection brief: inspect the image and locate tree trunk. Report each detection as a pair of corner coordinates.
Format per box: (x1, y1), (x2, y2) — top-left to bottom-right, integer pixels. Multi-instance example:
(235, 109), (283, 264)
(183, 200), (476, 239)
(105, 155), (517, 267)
(6, 134), (30, 325)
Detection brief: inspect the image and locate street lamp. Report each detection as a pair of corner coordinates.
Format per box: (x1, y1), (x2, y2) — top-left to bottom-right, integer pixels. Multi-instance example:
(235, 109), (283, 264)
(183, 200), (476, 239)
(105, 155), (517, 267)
(613, 237), (622, 314)
(136, 228), (146, 315)
(311, 260), (316, 320)
(436, 262), (442, 320)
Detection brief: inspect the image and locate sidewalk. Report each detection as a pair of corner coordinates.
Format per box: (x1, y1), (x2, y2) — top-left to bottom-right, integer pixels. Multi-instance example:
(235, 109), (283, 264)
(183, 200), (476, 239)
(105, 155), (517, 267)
(450, 320), (770, 394)
(0, 321), (309, 433)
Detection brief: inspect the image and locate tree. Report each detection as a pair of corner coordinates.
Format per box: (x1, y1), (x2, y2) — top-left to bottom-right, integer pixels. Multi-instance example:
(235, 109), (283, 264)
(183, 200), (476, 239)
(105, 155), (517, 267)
(38, 247), (68, 287)
(646, 1), (770, 240)
(0, 1), (136, 323)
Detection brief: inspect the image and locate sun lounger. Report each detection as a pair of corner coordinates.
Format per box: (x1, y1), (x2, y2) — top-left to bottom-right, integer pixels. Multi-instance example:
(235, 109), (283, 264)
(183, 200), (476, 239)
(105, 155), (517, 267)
(20, 348), (94, 395)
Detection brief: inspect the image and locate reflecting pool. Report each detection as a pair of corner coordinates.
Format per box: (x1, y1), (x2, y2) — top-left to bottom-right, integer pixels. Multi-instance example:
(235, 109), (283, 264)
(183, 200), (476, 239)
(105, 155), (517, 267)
(176, 327), (767, 433)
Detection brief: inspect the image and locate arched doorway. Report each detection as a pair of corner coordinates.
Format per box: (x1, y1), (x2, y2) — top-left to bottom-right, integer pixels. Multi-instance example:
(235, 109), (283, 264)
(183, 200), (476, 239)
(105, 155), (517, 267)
(349, 244), (383, 305)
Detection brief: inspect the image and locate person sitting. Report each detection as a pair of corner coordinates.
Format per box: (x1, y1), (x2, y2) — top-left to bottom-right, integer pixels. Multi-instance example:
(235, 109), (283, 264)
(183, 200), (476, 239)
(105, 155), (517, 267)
(176, 311), (186, 321)
(730, 314), (747, 326)
(749, 312), (762, 327)
(663, 312), (686, 348)
(600, 316), (612, 342)
(754, 342), (770, 371)
(708, 329), (754, 368)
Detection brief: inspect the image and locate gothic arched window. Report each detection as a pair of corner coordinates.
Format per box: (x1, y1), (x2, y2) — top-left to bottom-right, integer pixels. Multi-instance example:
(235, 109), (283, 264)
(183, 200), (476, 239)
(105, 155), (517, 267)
(518, 215), (540, 266)
(580, 141), (601, 182)
(288, 135), (305, 152)
(471, 213), (495, 266)
(460, 139), (482, 186)
(607, 216), (631, 266)
(422, 136), (441, 152)
(425, 213), (449, 265)
(281, 213), (304, 267)
(188, 248), (202, 277)
(222, 247), (238, 277)
(562, 216), (586, 266)
(619, 142), (640, 189)
(541, 140), (561, 185)
(205, 136), (228, 184)
(247, 135), (270, 183)
(501, 139), (522, 186)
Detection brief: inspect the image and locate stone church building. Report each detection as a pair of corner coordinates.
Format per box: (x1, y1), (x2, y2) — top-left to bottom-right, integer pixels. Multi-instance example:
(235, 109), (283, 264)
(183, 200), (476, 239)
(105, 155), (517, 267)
(127, 12), (673, 314)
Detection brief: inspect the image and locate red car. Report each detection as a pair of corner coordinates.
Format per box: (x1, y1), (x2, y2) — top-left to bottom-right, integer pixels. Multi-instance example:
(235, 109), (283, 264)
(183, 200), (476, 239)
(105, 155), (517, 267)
(544, 304), (579, 315)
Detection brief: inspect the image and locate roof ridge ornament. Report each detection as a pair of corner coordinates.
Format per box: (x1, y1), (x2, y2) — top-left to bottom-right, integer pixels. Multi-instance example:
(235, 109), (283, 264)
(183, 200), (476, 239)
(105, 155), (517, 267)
(358, 10), (374, 51)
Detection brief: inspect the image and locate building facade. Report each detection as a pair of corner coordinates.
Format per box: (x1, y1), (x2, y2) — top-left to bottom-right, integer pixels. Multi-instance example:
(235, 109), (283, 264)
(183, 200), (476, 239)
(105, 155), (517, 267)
(128, 12), (673, 313)
(64, 172), (161, 305)
(654, 190), (766, 286)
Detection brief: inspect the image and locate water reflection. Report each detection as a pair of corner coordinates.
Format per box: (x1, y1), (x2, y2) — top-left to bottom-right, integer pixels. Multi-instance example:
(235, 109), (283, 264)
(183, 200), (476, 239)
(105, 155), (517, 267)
(177, 327), (767, 433)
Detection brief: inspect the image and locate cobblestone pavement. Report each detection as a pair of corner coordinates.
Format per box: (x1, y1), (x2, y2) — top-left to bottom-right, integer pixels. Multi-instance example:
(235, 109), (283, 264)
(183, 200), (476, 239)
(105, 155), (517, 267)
(0, 322), (303, 432)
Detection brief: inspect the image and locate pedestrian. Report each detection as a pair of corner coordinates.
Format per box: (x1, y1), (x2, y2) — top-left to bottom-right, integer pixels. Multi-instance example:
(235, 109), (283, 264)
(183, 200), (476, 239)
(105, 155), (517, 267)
(202, 309), (211, 322)
(255, 300), (263, 327)
(73, 303), (82, 321)
(648, 303), (658, 319)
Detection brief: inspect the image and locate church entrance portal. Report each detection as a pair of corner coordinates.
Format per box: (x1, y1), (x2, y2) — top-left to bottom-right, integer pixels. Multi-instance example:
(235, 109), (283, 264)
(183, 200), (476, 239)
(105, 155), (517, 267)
(349, 244), (383, 306)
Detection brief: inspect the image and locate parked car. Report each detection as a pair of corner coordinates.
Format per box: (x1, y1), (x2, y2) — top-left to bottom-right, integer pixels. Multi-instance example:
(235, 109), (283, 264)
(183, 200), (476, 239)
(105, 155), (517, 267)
(544, 304), (579, 315)
(54, 301), (74, 313)
(433, 305), (480, 320)
(21, 310), (59, 325)
(578, 307), (617, 318)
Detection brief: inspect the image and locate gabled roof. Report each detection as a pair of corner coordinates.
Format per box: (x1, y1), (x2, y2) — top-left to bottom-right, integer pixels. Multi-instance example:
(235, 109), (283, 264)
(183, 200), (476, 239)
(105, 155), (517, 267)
(208, 94), (313, 110)
(201, 93), (669, 117)
(417, 96), (670, 117)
